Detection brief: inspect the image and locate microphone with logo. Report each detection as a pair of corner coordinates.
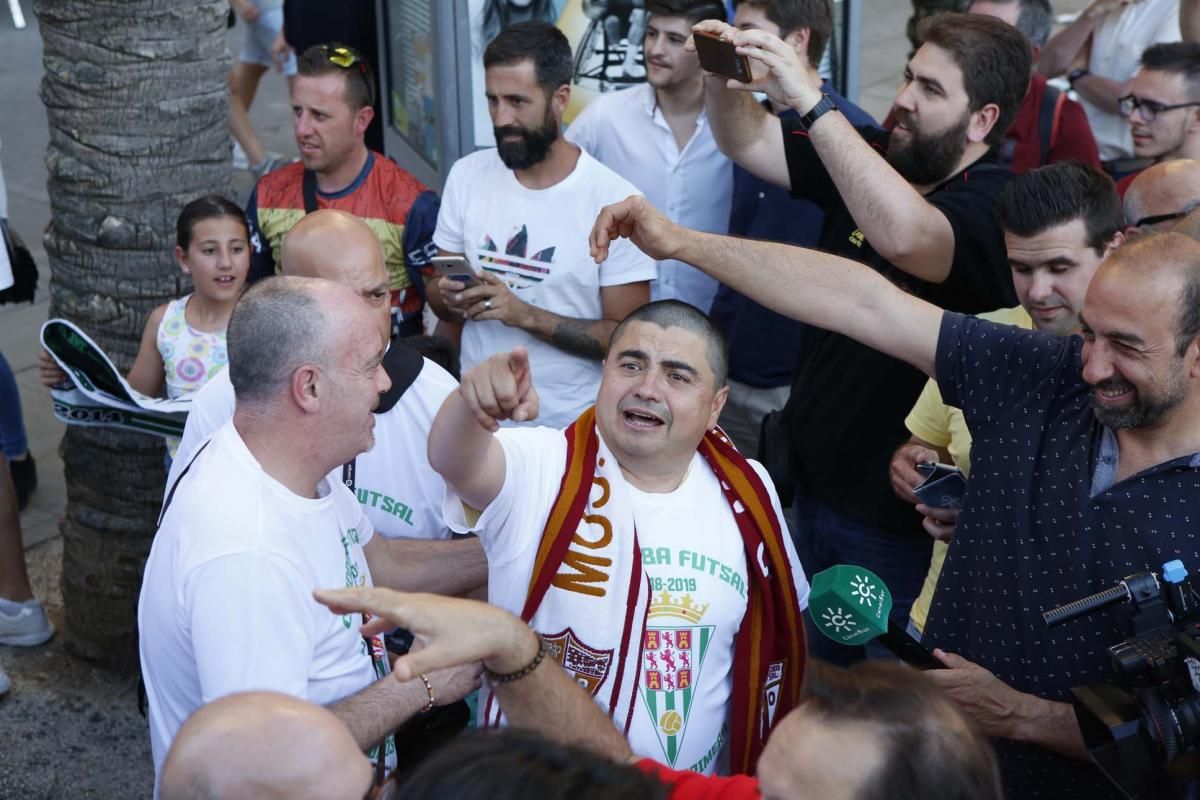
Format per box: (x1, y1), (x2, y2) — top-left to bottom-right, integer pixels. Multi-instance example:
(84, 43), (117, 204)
(807, 564), (943, 669)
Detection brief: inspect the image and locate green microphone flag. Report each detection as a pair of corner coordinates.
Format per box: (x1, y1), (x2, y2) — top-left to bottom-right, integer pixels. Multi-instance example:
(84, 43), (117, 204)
(808, 564), (892, 646)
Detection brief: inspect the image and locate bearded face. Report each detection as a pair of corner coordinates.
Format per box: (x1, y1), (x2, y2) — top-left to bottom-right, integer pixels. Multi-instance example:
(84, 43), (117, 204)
(886, 107), (971, 186)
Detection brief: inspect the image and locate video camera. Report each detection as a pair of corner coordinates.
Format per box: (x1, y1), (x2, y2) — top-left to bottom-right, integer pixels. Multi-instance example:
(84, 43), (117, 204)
(1043, 560), (1200, 799)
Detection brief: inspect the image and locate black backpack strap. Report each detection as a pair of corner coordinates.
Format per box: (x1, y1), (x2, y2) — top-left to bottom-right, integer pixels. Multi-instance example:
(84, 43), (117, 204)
(158, 439), (212, 526)
(376, 340), (425, 414)
(340, 343), (424, 494)
(302, 169), (320, 215)
(1037, 84), (1062, 166)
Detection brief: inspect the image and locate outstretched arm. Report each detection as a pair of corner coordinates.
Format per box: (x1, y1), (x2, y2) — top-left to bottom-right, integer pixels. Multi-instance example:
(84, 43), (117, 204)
(363, 536), (487, 597)
(589, 196), (943, 377)
(314, 587), (635, 763)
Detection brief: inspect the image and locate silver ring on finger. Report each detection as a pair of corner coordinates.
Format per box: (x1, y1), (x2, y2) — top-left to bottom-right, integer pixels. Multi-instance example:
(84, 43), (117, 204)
(484, 298), (493, 310)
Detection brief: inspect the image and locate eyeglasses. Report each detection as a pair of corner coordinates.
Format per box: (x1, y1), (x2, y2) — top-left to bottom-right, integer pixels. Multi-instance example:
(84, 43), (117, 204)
(1132, 209), (1191, 229)
(1118, 94), (1200, 122)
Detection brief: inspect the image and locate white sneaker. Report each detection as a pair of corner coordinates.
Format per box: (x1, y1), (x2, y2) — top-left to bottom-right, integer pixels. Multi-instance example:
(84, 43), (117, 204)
(0, 599), (54, 647)
(0, 664), (9, 696)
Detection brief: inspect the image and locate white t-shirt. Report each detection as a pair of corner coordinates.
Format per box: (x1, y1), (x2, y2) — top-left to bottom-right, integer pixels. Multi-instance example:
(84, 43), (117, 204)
(139, 421), (387, 788)
(567, 83), (732, 312)
(443, 426), (809, 774)
(433, 148), (657, 429)
(1084, 0), (1180, 161)
(166, 357), (458, 540)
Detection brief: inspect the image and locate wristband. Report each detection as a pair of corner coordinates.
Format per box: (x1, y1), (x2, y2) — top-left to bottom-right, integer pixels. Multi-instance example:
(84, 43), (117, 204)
(418, 673), (435, 713)
(798, 93), (839, 131)
(1067, 68), (1089, 88)
(485, 634), (548, 684)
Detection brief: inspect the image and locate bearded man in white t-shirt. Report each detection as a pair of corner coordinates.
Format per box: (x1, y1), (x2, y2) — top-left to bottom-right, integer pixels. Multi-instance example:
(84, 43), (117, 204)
(429, 300), (809, 776)
(428, 21), (657, 429)
(139, 277), (480, 795)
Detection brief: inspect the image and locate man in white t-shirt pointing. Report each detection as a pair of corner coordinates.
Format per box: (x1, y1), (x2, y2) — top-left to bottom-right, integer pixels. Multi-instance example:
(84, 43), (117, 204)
(428, 21), (656, 429)
(139, 277), (480, 794)
(428, 300), (809, 775)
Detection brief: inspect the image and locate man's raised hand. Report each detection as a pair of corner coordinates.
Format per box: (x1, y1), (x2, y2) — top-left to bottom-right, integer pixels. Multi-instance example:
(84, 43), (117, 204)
(589, 195), (684, 264)
(459, 347), (539, 431)
(688, 19), (821, 111)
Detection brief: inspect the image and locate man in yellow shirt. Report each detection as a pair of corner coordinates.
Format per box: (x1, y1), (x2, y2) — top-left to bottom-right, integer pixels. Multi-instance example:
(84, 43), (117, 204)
(889, 162), (1125, 637)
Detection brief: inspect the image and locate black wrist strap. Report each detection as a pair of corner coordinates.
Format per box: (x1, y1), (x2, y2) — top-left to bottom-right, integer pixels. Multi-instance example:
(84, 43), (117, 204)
(798, 93), (839, 131)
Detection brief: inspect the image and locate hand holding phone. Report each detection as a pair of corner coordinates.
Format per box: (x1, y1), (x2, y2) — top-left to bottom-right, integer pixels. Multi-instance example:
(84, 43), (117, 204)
(913, 462), (967, 510)
(431, 255), (480, 289)
(693, 30), (753, 84)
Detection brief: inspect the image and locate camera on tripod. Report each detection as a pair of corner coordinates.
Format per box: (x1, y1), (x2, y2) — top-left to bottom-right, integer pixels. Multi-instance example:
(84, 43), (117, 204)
(1044, 560), (1200, 799)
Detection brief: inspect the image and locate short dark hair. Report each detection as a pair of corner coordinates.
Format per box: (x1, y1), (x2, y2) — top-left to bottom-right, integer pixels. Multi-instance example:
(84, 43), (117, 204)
(919, 12), (1032, 146)
(996, 162), (1124, 256)
(227, 277), (331, 406)
(737, 0), (833, 68)
(646, 0), (727, 26)
(802, 660), (1003, 800)
(175, 195), (247, 251)
(296, 43), (376, 111)
(608, 300), (729, 387)
(1141, 42), (1200, 101)
(483, 21), (573, 96)
(398, 730), (667, 800)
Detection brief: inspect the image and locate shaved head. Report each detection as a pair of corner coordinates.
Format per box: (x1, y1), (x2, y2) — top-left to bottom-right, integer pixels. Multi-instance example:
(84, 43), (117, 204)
(160, 691), (372, 800)
(281, 209), (392, 342)
(1124, 160), (1200, 230)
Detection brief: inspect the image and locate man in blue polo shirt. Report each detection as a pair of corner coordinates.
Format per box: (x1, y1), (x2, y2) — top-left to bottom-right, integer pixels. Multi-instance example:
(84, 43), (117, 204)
(590, 197), (1200, 798)
(707, 0), (876, 457)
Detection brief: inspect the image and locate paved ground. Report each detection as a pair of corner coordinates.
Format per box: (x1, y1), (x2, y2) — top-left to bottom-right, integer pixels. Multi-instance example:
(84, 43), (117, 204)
(0, 1), (1087, 797)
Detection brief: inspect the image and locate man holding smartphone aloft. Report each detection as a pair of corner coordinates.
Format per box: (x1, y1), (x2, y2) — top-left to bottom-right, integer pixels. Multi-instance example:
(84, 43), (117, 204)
(428, 22), (655, 429)
(696, 13), (1030, 665)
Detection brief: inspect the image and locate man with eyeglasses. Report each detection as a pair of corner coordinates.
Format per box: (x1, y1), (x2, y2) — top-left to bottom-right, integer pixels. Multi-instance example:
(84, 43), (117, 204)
(1039, 0), (1180, 179)
(246, 44), (434, 339)
(1114, 42), (1200, 196)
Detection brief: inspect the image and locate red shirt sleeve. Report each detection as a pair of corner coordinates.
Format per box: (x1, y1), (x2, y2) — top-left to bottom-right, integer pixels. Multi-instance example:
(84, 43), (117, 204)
(1047, 98), (1101, 168)
(634, 759), (762, 800)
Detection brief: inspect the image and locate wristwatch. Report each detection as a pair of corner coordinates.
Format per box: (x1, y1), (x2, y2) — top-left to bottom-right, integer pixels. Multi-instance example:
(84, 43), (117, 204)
(798, 93), (839, 131)
(1067, 68), (1090, 88)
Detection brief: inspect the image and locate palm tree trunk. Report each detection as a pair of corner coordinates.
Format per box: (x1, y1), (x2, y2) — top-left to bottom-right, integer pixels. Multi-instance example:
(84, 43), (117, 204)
(35, 0), (232, 669)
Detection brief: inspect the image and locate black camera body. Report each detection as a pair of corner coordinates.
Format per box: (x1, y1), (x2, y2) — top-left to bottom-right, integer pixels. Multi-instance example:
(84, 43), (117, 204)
(1044, 562), (1200, 799)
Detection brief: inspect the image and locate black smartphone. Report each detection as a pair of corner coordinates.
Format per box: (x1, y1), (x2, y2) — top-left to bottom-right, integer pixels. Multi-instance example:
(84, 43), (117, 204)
(693, 30), (753, 84)
(431, 255), (480, 289)
(913, 462), (967, 510)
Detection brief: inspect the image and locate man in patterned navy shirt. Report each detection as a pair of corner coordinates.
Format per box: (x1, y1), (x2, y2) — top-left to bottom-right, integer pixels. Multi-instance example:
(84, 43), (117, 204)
(590, 197), (1200, 799)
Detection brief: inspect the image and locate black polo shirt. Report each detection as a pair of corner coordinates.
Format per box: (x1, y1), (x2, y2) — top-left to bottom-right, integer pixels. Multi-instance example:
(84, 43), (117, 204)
(780, 121), (1015, 535)
(925, 312), (1200, 798)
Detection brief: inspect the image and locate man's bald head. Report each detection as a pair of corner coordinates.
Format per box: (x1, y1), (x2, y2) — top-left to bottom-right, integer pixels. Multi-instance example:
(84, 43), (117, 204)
(281, 210), (392, 342)
(1124, 160), (1200, 231)
(160, 691), (371, 800)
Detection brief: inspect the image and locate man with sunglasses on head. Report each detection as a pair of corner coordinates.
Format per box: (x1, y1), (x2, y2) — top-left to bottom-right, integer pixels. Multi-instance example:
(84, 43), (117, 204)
(1115, 43), (1200, 196)
(246, 43), (433, 339)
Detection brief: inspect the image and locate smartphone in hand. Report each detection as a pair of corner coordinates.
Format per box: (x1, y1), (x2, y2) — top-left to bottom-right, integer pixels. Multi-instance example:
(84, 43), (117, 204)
(431, 255), (480, 289)
(693, 30), (753, 84)
(913, 462), (967, 510)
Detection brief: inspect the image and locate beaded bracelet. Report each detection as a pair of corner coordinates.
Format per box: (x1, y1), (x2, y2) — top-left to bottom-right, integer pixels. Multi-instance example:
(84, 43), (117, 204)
(418, 673), (435, 713)
(484, 634), (548, 684)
